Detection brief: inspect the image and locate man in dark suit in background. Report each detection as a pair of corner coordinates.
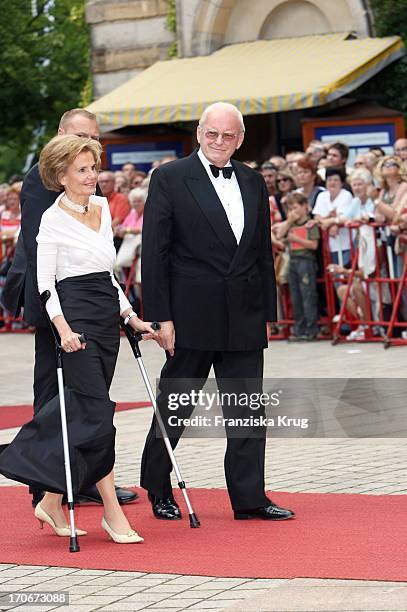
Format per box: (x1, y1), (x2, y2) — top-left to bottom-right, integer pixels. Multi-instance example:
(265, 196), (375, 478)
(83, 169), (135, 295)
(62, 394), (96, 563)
(141, 102), (295, 522)
(3, 108), (137, 506)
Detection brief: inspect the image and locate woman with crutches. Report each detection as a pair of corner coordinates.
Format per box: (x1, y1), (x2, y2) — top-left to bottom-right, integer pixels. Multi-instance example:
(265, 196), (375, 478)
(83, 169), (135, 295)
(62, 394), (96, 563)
(0, 135), (156, 545)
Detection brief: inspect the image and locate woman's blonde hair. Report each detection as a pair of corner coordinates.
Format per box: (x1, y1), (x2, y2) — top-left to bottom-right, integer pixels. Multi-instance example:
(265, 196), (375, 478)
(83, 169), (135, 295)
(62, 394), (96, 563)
(374, 155), (407, 190)
(39, 134), (102, 191)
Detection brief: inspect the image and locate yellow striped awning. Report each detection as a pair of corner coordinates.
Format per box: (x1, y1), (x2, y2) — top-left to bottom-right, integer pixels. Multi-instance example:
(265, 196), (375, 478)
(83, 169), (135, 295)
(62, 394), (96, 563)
(87, 33), (404, 130)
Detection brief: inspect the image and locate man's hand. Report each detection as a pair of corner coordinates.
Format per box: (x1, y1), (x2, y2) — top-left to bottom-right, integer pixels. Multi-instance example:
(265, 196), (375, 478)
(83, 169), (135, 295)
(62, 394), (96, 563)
(157, 320), (175, 356)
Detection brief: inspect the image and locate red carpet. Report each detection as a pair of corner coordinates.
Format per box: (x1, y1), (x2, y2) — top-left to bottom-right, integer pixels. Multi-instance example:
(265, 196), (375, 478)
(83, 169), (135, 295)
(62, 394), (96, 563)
(0, 402), (151, 430)
(0, 486), (406, 581)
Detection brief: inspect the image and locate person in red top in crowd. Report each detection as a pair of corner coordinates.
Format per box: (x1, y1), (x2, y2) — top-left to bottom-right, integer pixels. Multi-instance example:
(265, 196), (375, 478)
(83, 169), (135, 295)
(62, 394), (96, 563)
(98, 170), (130, 230)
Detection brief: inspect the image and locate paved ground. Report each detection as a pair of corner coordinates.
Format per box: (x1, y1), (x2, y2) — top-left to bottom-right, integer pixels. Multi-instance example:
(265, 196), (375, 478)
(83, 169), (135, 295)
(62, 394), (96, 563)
(0, 334), (406, 611)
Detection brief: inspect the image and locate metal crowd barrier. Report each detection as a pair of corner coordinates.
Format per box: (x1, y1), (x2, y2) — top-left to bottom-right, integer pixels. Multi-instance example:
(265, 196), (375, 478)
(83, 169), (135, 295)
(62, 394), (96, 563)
(270, 222), (407, 348)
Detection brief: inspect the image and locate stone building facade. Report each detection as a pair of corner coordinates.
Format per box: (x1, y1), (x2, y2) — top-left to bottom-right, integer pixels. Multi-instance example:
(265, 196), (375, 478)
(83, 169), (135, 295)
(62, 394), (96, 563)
(86, 0), (375, 98)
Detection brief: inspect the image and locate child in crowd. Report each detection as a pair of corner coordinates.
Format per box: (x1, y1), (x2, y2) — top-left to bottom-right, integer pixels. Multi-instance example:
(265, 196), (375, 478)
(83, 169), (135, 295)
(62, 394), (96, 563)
(280, 193), (320, 341)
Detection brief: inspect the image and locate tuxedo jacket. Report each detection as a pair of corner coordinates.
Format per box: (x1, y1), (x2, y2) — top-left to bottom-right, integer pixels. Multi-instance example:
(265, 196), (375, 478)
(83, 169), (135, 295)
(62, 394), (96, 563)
(2, 164), (102, 327)
(141, 150), (277, 351)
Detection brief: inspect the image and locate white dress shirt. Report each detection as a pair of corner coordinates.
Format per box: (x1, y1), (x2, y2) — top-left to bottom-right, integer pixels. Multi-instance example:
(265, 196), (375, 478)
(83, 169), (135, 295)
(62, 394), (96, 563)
(198, 148), (244, 243)
(37, 193), (132, 320)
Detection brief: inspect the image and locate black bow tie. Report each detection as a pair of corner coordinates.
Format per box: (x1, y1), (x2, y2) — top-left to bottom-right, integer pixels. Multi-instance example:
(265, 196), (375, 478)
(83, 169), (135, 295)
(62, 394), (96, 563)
(209, 164), (234, 179)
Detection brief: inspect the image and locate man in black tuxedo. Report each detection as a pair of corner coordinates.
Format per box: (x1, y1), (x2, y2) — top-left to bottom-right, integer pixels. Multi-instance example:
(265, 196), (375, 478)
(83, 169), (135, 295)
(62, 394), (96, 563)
(141, 102), (294, 521)
(3, 108), (137, 507)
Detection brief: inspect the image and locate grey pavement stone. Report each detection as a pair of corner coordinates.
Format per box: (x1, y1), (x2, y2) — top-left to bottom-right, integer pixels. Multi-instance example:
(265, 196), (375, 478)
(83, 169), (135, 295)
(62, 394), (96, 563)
(63, 569), (114, 576)
(28, 568), (79, 577)
(221, 585), (407, 611)
(96, 586), (165, 597)
(117, 578), (178, 588)
(0, 569), (44, 577)
(69, 594), (124, 605)
(187, 601), (234, 609)
(98, 603), (154, 611)
(49, 607), (98, 612)
(142, 584), (202, 594)
(80, 575), (139, 587)
(209, 589), (269, 599)
(9, 607), (57, 612)
(150, 600), (205, 608)
(179, 589), (225, 598)
(130, 608), (185, 612)
(1, 576), (59, 585)
(230, 579), (284, 589)
(191, 583), (246, 591)
(166, 576), (215, 585)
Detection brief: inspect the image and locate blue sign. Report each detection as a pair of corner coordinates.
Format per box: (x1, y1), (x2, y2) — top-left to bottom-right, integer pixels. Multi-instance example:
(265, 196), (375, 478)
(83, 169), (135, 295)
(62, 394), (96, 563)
(315, 123), (396, 165)
(106, 141), (185, 173)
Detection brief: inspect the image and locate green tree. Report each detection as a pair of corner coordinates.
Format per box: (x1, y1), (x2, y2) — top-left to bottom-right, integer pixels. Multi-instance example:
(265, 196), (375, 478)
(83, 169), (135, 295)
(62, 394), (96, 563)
(0, 0), (91, 181)
(356, 0), (407, 117)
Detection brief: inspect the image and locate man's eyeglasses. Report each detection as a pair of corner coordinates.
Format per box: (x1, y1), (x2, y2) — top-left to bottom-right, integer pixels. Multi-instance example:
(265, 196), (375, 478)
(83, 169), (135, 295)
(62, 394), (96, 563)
(200, 129), (240, 143)
(395, 147), (407, 152)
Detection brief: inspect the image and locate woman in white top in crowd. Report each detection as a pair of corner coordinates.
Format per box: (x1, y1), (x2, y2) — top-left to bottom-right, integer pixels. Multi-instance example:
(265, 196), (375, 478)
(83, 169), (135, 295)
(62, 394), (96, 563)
(313, 166), (353, 266)
(0, 135), (157, 544)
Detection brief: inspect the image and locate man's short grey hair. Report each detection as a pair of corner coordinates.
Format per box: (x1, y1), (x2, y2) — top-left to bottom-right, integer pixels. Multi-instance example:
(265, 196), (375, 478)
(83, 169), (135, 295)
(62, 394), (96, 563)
(349, 168), (373, 185)
(129, 187), (147, 204)
(199, 102), (245, 132)
(59, 108), (97, 130)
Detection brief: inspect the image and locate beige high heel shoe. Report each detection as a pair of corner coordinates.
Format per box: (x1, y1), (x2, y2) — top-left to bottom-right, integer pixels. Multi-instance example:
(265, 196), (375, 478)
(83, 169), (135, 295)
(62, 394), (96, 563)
(34, 503), (87, 537)
(101, 517), (143, 543)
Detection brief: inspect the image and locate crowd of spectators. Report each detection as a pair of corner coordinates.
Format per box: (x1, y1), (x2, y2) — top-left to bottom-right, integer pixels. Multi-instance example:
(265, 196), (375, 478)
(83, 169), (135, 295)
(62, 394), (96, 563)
(1, 139), (407, 340)
(256, 138), (407, 341)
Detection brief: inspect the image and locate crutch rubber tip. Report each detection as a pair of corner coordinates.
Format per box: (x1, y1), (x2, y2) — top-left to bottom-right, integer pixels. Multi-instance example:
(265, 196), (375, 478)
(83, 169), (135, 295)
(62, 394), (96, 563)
(189, 513), (200, 528)
(69, 537), (80, 553)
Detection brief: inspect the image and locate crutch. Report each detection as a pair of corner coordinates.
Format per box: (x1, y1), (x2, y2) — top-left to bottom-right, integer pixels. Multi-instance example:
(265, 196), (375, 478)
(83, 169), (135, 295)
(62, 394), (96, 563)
(40, 290), (87, 552)
(121, 319), (200, 528)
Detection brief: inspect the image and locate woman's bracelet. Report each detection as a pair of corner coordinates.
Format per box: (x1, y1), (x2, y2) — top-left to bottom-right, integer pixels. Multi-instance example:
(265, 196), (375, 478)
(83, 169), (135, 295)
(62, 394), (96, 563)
(124, 311), (138, 326)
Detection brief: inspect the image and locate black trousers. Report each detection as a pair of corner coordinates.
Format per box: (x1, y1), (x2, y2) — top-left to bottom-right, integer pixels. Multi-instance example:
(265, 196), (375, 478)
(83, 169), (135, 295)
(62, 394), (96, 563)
(140, 348), (269, 511)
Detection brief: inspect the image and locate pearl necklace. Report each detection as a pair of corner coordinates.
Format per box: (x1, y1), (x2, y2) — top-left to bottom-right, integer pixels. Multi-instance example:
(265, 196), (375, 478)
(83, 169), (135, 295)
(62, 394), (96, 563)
(62, 194), (89, 214)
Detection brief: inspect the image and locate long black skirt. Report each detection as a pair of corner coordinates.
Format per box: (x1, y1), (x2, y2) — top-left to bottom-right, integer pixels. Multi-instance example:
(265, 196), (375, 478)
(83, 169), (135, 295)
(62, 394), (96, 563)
(0, 272), (120, 494)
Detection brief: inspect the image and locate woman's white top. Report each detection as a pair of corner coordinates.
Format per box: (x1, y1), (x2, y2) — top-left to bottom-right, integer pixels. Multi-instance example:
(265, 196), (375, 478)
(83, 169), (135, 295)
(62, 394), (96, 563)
(313, 188), (354, 253)
(37, 193), (132, 321)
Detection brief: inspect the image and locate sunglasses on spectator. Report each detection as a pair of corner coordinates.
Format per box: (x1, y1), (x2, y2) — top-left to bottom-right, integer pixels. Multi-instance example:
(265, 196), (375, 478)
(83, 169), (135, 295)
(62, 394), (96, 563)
(383, 161), (399, 168)
(277, 177), (290, 183)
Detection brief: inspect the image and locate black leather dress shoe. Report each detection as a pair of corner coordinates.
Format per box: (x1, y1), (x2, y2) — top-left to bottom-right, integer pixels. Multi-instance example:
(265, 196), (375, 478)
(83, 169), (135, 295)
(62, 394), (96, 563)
(63, 484), (138, 505)
(148, 492), (182, 520)
(234, 500), (295, 521)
